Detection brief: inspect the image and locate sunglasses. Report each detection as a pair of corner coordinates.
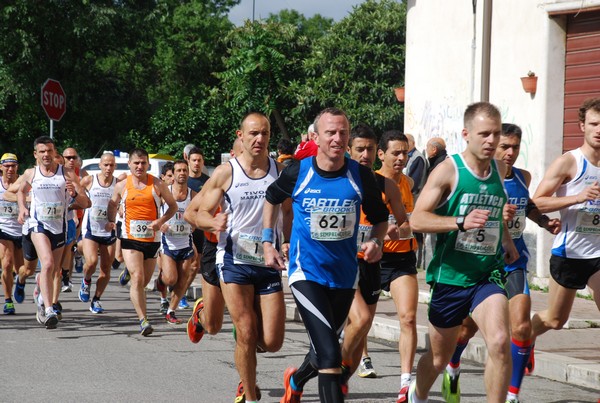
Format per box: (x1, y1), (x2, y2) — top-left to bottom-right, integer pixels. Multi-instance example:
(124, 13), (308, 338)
(2, 164), (17, 168)
(64, 156), (78, 160)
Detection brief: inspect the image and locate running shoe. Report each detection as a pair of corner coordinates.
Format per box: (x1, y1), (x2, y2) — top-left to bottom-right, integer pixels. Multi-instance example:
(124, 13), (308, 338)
(90, 300), (104, 314)
(140, 318), (153, 336)
(280, 367), (302, 403)
(441, 370), (461, 403)
(74, 255), (84, 273)
(397, 384), (409, 403)
(525, 345), (535, 375)
(165, 311), (182, 325)
(111, 259), (120, 270)
(505, 397), (520, 403)
(119, 268), (130, 286)
(187, 298), (205, 343)
(61, 280), (73, 293)
(36, 303), (46, 325)
(79, 279), (91, 302)
(357, 356), (377, 378)
(235, 380), (262, 402)
(3, 301), (15, 315)
(14, 276), (25, 303)
(178, 296), (190, 309)
(52, 303), (62, 321)
(44, 310), (58, 329)
(159, 300), (169, 315)
(340, 363), (350, 397)
(407, 380), (417, 403)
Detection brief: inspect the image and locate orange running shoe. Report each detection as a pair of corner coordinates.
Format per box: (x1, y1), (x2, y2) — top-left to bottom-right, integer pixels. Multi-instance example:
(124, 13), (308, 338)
(280, 367), (302, 403)
(186, 298), (205, 343)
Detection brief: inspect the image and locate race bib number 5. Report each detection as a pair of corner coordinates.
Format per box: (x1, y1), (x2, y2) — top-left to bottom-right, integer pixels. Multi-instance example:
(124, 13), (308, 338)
(310, 206), (356, 241)
(455, 220), (500, 255)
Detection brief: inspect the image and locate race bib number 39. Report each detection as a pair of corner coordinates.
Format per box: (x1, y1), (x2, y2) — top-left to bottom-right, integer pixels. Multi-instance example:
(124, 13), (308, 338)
(310, 206), (356, 241)
(455, 220), (500, 255)
(130, 220), (154, 239)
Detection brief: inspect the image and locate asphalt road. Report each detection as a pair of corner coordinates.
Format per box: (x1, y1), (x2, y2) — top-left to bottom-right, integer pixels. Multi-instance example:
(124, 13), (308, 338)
(1, 270), (598, 402)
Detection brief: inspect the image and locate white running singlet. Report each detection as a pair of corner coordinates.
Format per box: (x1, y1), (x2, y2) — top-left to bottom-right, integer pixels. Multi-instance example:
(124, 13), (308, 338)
(83, 175), (117, 238)
(28, 165), (69, 235)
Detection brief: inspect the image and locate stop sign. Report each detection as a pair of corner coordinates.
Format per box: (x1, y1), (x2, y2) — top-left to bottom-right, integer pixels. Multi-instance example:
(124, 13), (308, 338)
(41, 79), (66, 121)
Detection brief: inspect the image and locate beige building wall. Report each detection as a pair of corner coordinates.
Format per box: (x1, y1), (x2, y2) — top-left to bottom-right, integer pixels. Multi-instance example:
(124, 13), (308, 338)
(405, 0), (600, 283)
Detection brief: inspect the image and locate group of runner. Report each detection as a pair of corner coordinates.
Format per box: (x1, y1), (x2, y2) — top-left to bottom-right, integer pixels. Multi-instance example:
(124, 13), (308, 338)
(1, 98), (599, 403)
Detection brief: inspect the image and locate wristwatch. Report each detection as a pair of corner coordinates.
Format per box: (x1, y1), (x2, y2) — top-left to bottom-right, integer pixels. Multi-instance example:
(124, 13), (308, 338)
(369, 238), (383, 248)
(456, 216), (466, 232)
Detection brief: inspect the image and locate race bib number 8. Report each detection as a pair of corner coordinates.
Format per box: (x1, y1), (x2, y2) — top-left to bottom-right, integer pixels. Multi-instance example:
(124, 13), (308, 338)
(575, 209), (600, 234)
(130, 219), (154, 239)
(455, 220), (500, 255)
(310, 206), (356, 241)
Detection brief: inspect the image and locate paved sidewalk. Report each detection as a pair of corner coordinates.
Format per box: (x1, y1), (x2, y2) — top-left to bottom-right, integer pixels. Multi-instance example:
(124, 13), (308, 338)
(187, 270), (600, 391)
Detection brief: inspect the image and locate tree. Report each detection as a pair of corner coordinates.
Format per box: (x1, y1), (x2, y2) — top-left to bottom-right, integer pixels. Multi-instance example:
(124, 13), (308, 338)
(295, 0), (406, 134)
(266, 9), (333, 43)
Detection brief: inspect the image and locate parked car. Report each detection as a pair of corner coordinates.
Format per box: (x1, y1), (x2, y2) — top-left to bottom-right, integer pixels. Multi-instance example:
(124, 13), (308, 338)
(81, 153), (173, 179)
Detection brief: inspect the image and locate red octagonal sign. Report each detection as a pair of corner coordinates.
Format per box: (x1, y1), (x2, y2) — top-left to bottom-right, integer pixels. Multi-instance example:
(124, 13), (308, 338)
(41, 79), (66, 121)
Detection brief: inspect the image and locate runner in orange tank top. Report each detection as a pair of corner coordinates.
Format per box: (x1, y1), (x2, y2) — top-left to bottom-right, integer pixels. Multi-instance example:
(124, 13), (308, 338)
(106, 148), (177, 336)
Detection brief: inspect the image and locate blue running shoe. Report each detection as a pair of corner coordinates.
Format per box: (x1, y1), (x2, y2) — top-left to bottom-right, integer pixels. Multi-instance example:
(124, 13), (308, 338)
(3, 301), (15, 315)
(14, 276), (25, 303)
(90, 300), (104, 314)
(140, 318), (153, 336)
(79, 279), (91, 302)
(74, 255), (83, 273)
(119, 268), (130, 286)
(178, 296), (190, 310)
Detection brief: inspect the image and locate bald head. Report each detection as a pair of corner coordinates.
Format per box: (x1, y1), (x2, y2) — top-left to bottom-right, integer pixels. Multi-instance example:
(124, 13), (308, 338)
(426, 137), (446, 158)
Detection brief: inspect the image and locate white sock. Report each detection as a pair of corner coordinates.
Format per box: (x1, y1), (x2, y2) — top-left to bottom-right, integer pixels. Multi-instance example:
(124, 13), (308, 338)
(446, 364), (460, 378)
(401, 373), (412, 387)
(507, 391), (518, 400)
(45, 306), (54, 315)
(161, 297), (168, 303)
(167, 309), (175, 315)
(410, 383), (428, 403)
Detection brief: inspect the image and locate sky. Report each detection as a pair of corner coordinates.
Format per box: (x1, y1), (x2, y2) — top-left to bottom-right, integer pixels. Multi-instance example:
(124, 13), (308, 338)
(228, 0), (367, 26)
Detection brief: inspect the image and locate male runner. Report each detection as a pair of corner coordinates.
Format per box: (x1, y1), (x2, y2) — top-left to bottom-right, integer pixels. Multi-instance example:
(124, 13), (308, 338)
(530, 97), (600, 367)
(106, 148), (177, 336)
(194, 112), (287, 403)
(17, 136), (90, 329)
(0, 153), (23, 314)
(440, 123), (561, 403)
(263, 108), (388, 403)
(159, 160), (195, 324)
(78, 152), (119, 313)
(409, 102), (518, 403)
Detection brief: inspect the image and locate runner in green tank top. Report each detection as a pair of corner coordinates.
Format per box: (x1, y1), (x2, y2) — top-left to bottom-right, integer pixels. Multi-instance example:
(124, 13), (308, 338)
(409, 102), (519, 403)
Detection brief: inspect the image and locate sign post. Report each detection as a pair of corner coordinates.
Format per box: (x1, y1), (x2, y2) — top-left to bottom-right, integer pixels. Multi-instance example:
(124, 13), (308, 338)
(41, 79), (66, 139)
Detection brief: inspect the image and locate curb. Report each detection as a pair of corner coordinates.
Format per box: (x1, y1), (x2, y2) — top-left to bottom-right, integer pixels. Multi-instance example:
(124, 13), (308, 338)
(186, 283), (600, 391)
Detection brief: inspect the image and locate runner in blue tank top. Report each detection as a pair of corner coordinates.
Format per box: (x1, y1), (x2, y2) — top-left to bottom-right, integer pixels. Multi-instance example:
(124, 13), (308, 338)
(263, 107), (388, 403)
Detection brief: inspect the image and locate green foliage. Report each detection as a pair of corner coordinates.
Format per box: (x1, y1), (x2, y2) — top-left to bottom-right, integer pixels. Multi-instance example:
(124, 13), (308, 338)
(0, 0), (406, 165)
(296, 0), (406, 135)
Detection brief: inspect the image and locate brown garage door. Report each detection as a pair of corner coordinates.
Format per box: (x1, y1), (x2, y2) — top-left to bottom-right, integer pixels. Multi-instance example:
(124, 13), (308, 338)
(563, 10), (600, 152)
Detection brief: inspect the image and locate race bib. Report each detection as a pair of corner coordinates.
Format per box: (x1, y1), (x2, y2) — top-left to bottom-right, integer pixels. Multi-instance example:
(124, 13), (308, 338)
(0, 201), (17, 219)
(455, 220), (500, 255)
(356, 224), (373, 249)
(310, 206), (356, 241)
(38, 202), (64, 221)
(235, 232), (264, 264)
(130, 219), (154, 239)
(575, 209), (600, 234)
(90, 205), (108, 221)
(507, 209), (526, 239)
(166, 212), (191, 238)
